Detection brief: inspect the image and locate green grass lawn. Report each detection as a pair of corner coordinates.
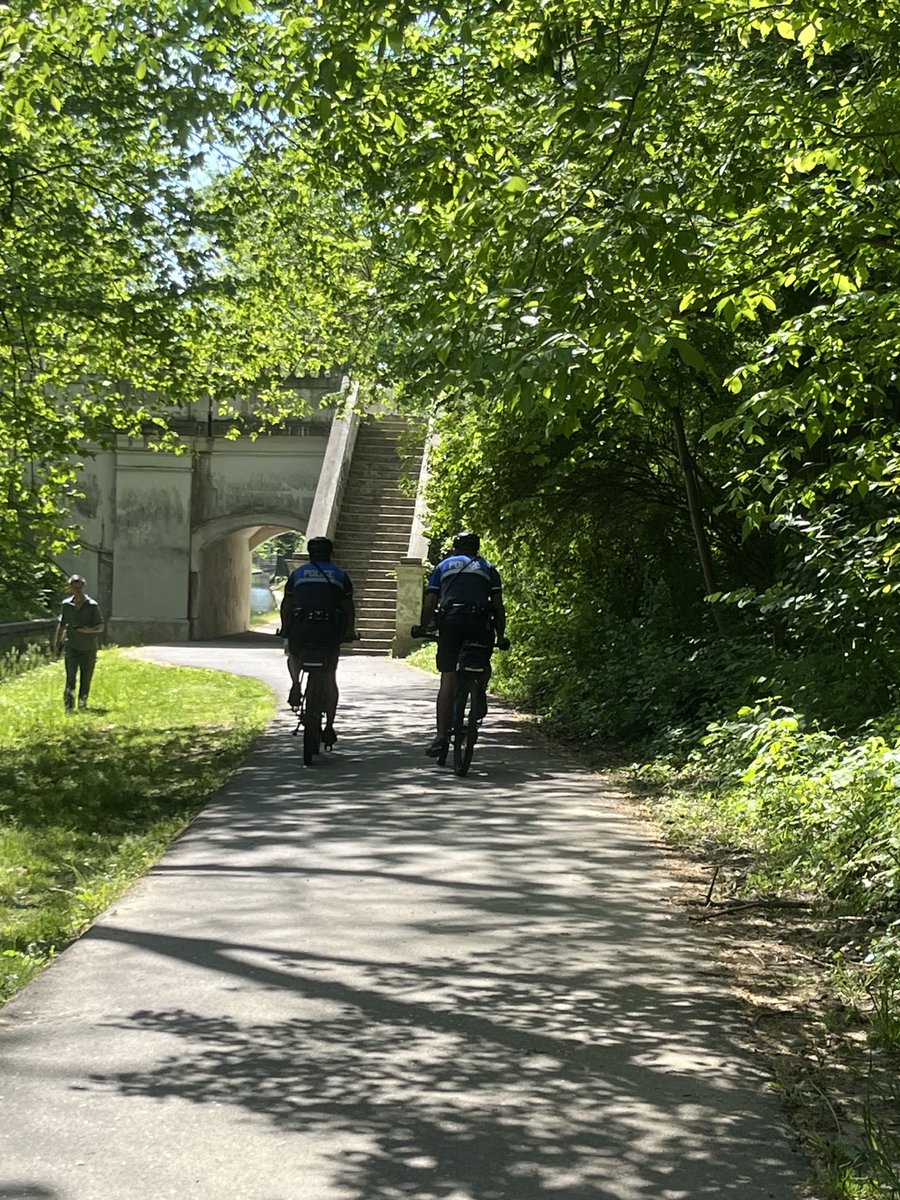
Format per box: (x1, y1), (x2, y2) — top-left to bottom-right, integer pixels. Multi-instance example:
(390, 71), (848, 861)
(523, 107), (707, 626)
(0, 649), (273, 1005)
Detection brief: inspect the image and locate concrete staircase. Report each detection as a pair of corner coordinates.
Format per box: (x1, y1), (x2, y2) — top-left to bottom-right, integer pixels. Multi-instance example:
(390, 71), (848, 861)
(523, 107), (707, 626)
(332, 416), (424, 656)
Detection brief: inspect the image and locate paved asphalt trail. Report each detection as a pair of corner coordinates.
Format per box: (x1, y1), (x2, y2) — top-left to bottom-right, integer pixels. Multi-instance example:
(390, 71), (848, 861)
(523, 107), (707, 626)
(0, 635), (812, 1200)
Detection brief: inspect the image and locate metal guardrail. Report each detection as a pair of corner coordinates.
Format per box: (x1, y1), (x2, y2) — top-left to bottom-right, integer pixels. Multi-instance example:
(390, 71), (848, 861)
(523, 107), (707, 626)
(0, 619), (56, 645)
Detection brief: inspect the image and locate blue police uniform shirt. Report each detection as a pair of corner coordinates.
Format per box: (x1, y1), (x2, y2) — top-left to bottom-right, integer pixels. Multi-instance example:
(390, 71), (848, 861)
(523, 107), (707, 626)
(427, 555), (502, 607)
(285, 561), (353, 610)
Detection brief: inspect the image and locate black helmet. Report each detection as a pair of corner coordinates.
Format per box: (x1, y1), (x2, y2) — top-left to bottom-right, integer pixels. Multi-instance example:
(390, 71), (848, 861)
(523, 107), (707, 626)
(453, 530), (480, 555)
(307, 536), (333, 561)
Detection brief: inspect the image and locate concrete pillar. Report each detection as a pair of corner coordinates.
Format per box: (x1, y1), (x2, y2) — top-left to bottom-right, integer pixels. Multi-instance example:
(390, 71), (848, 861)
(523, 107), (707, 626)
(393, 558), (427, 657)
(392, 423), (432, 657)
(195, 530), (252, 638)
(107, 442), (193, 644)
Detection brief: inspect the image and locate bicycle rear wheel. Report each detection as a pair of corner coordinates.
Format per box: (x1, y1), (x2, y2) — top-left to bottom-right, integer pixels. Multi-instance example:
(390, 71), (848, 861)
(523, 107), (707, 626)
(303, 671), (323, 766)
(452, 675), (480, 776)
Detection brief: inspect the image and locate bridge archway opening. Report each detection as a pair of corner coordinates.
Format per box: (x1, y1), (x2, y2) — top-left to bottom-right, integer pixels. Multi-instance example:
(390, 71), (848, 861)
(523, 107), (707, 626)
(191, 511), (308, 640)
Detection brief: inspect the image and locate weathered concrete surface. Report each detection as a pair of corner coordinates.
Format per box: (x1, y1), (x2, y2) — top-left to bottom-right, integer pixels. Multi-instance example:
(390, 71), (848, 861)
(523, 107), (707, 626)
(0, 638), (813, 1200)
(63, 421), (332, 645)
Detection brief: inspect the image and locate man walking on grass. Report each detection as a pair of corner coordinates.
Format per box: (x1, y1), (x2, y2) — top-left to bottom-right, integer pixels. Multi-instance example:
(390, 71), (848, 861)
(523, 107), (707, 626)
(53, 574), (105, 711)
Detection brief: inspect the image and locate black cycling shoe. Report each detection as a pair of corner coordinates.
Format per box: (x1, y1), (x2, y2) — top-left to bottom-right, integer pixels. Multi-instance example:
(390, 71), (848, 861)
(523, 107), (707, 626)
(288, 682), (302, 708)
(322, 725), (338, 748)
(426, 737), (449, 758)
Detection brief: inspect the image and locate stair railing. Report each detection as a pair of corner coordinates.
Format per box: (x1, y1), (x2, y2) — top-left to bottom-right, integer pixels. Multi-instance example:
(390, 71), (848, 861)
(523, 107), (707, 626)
(305, 382), (360, 542)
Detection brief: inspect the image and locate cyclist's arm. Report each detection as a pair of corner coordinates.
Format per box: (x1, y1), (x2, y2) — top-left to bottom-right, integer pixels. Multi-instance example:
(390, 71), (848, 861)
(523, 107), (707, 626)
(420, 590), (438, 627)
(490, 591), (506, 639)
(342, 593), (357, 638)
(280, 582), (294, 632)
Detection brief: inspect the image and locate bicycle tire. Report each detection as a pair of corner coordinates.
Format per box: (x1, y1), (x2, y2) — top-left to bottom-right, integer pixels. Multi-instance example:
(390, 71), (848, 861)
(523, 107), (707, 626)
(452, 675), (480, 776)
(303, 671), (323, 766)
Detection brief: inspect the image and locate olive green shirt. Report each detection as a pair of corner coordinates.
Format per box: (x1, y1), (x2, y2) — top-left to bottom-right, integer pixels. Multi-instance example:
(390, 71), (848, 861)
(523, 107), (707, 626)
(58, 595), (104, 652)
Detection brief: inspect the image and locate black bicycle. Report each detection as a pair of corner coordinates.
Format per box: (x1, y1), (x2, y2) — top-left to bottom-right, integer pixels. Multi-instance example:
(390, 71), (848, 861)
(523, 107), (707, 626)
(291, 651), (328, 766)
(412, 625), (508, 776)
(448, 638), (492, 775)
(290, 635), (360, 766)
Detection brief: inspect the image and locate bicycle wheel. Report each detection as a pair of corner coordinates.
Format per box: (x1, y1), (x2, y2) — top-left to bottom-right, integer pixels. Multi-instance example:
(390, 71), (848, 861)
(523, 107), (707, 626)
(452, 675), (480, 776)
(303, 671), (323, 766)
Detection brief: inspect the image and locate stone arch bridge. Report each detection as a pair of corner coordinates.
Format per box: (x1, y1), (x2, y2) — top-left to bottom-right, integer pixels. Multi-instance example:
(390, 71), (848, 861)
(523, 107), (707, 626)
(61, 379), (428, 652)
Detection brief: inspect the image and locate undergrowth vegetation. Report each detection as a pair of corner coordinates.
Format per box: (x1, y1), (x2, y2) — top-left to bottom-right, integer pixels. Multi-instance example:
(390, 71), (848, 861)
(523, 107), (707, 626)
(481, 600), (900, 1196)
(418, 398), (900, 1195)
(0, 640), (53, 685)
(0, 650), (272, 1005)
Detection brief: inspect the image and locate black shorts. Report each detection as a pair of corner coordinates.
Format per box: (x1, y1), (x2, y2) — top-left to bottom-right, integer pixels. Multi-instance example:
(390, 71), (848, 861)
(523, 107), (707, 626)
(436, 612), (495, 673)
(288, 639), (340, 672)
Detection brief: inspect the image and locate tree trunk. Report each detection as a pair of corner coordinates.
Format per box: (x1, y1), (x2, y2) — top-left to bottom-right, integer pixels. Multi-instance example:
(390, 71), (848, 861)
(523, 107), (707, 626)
(668, 403), (726, 634)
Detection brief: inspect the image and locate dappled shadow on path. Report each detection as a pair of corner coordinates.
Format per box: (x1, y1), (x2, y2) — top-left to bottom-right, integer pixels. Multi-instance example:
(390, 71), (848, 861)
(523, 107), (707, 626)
(87, 922), (800, 1199)
(81, 645), (805, 1198)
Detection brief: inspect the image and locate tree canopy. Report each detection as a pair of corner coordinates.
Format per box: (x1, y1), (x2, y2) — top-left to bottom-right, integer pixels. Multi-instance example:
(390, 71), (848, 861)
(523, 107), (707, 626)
(224, 0), (900, 725)
(2, 0), (898, 721)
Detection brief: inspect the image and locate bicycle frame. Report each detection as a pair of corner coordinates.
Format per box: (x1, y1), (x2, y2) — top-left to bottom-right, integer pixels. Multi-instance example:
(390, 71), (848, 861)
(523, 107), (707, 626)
(291, 647), (330, 765)
(450, 639), (491, 775)
(291, 665), (323, 731)
(288, 632), (359, 763)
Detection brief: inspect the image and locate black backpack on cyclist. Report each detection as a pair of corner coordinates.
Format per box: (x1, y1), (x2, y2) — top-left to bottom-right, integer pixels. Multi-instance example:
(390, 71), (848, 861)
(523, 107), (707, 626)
(288, 604), (344, 651)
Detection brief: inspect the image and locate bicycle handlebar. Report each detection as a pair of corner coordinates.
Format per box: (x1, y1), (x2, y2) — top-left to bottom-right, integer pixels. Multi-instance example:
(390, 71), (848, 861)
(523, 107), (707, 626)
(411, 624), (510, 651)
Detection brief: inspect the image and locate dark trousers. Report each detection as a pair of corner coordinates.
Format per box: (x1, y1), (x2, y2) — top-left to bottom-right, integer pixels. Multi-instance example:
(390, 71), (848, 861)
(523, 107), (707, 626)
(64, 647), (97, 705)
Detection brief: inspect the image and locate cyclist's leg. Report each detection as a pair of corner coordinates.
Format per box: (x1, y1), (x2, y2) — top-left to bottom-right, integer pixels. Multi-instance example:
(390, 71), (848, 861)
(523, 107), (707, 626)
(303, 669), (323, 764)
(436, 626), (463, 738)
(477, 622), (496, 717)
(478, 652), (495, 719)
(323, 671), (338, 725)
(286, 645), (302, 708)
(322, 649), (341, 745)
(436, 670), (456, 741)
(426, 631), (460, 755)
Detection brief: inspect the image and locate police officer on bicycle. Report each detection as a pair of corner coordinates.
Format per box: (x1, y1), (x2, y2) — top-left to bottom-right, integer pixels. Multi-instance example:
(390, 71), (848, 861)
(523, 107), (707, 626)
(416, 531), (508, 758)
(280, 536), (356, 747)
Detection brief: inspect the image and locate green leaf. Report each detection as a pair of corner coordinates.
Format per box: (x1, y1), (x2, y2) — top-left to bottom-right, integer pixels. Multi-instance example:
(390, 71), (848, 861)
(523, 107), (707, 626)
(673, 339), (708, 373)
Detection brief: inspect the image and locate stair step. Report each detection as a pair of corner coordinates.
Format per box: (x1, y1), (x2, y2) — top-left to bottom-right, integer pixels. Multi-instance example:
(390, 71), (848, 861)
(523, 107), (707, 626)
(338, 541), (409, 549)
(337, 515), (414, 526)
(328, 415), (426, 658)
(339, 552), (408, 563)
(349, 583), (398, 594)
